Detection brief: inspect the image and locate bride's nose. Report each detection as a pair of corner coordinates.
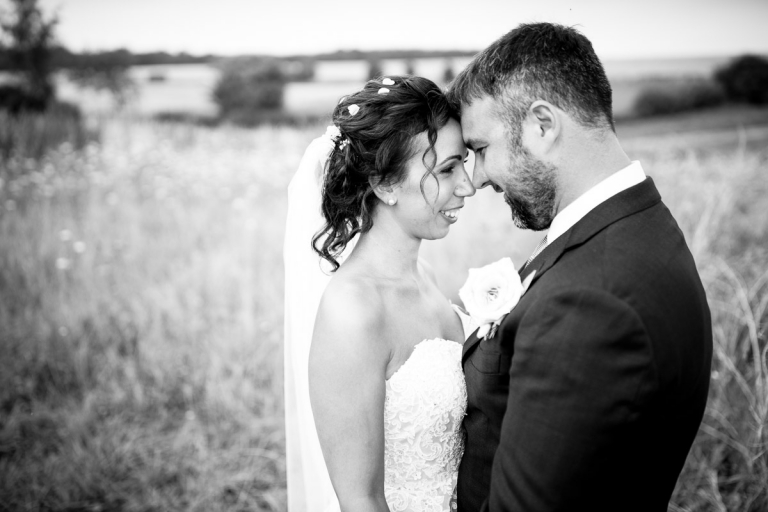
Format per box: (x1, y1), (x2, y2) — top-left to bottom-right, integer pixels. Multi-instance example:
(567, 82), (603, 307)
(455, 170), (476, 197)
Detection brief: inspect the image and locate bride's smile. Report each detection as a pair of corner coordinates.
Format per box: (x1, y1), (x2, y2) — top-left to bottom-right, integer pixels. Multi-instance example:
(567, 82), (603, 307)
(386, 118), (474, 240)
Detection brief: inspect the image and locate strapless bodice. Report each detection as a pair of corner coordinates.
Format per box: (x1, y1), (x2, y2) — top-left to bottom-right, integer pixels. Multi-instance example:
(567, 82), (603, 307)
(383, 338), (467, 512)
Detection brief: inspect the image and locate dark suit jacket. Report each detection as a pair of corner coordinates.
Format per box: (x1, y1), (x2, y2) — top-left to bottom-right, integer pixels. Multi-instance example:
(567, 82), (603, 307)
(457, 178), (712, 512)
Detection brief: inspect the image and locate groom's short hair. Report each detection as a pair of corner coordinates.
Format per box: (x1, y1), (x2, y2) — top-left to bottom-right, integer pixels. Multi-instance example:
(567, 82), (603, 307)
(448, 23), (615, 133)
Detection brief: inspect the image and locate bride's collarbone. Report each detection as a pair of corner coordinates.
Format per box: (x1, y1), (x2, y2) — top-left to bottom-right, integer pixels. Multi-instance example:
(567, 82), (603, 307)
(371, 293), (462, 381)
(328, 268), (461, 346)
(380, 295), (462, 353)
(380, 286), (452, 328)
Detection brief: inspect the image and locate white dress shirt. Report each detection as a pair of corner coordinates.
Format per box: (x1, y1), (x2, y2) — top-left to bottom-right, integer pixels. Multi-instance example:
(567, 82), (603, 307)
(545, 161), (647, 247)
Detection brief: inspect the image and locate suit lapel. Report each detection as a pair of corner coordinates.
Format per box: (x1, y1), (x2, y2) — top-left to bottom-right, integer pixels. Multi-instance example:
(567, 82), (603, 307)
(519, 177), (662, 291)
(462, 178), (662, 366)
(462, 330), (480, 363)
(567, 177), (661, 245)
(462, 236), (569, 364)
(517, 232), (570, 289)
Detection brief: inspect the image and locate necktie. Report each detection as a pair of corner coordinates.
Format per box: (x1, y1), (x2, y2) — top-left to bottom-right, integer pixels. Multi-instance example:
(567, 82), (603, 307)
(524, 235), (548, 268)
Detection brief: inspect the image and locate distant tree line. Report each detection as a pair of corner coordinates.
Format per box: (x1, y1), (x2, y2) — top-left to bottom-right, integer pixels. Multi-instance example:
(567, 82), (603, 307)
(0, 46), (478, 73)
(0, 46), (214, 71)
(290, 49), (478, 62)
(633, 54), (768, 117)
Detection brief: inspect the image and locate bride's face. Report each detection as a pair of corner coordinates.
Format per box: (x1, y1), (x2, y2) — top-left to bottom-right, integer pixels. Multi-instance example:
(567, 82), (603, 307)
(392, 119), (476, 240)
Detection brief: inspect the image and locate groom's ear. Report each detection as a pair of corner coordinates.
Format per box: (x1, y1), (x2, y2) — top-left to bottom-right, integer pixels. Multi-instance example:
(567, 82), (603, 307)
(525, 100), (559, 154)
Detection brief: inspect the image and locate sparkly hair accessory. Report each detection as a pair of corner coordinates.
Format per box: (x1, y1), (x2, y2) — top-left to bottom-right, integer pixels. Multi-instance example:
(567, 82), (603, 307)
(325, 125), (341, 142)
(348, 104), (359, 116)
(324, 125), (349, 150)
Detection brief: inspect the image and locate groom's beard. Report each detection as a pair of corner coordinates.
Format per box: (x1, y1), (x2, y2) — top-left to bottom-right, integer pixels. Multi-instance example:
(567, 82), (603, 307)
(503, 147), (557, 231)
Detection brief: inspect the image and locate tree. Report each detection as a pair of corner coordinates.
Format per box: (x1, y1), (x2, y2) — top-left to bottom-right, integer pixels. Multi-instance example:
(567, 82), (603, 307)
(212, 57), (286, 124)
(633, 79), (725, 117)
(443, 64), (455, 84)
(66, 50), (136, 109)
(715, 55), (768, 105)
(405, 59), (415, 76)
(0, 0), (58, 107)
(368, 59), (383, 80)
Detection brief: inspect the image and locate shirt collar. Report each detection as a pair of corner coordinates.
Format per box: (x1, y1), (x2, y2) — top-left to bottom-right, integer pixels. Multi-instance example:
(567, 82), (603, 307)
(547, 161), (647, 245)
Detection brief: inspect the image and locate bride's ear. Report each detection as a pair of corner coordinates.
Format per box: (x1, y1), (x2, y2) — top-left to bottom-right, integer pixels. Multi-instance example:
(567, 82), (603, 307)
(369, 175), (396, 204)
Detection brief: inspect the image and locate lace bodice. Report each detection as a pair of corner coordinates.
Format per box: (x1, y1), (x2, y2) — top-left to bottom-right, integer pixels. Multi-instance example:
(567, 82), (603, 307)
(384, 338), (467, 512)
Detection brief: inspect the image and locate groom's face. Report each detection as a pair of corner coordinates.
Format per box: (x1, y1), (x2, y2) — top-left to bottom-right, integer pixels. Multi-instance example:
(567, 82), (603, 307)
(460, 94), (557, 231)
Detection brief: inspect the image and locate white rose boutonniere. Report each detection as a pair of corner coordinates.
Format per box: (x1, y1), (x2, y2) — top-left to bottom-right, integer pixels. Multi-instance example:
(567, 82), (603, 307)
(459, 257), (523, 340)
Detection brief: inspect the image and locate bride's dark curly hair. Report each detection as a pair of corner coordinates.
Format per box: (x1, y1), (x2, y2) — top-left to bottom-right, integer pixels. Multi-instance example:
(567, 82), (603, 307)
(313, 75), (458, 271)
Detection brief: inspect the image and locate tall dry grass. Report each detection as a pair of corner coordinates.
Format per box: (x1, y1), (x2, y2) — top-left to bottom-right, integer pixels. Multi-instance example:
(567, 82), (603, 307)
(0, 111), (766, 511)
(627, 137), (768, 511)
(0, 117), (312, 511)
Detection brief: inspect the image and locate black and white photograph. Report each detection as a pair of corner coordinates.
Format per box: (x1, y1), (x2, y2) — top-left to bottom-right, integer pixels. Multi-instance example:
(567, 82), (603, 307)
(1, 1), (767, 511)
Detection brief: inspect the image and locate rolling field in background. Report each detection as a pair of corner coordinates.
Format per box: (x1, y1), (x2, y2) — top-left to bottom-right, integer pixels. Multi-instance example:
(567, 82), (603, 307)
(1, 103), (767, 511)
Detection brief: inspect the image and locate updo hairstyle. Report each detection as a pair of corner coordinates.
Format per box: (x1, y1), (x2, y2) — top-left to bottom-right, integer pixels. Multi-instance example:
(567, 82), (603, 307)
(313, 75), (458, 271)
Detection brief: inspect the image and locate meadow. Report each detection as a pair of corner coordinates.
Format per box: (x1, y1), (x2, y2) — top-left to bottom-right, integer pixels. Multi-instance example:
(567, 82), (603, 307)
(0, 104), (767, 511)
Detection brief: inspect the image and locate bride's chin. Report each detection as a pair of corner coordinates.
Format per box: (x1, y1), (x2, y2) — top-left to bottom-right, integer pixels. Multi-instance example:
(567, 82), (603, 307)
(421, 226), (451, 241)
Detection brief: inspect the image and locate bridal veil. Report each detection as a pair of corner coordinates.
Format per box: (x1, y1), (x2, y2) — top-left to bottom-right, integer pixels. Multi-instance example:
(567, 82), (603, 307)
(283, 135), (348, 512)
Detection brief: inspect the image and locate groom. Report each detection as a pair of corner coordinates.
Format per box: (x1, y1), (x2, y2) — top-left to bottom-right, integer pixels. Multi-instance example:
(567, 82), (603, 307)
(447, 24), (713, 511)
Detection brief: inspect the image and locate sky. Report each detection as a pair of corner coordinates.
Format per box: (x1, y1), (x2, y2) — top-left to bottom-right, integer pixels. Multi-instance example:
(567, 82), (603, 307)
(33, 0), (768, 60)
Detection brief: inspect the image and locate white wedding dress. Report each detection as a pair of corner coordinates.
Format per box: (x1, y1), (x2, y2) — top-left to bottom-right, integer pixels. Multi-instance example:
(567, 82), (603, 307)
(384, 337), (467, 511)
(284, 135), (470, 512)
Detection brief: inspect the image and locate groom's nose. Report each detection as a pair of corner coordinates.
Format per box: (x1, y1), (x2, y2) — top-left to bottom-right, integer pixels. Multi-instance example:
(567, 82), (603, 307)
(472, 164), (491, 189)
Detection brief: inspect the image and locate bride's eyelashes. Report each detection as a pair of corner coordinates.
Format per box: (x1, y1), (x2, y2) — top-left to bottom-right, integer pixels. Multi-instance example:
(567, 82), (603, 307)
(440, 157), (468, 176)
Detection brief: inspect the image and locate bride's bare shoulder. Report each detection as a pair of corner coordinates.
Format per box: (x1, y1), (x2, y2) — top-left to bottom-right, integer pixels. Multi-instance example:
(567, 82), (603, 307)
(315, 272), (385, 340)
(311, 273), (390, 375)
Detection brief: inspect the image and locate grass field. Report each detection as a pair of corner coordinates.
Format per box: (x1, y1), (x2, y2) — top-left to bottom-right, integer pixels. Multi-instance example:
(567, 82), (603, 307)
(1, 105), (767, 511)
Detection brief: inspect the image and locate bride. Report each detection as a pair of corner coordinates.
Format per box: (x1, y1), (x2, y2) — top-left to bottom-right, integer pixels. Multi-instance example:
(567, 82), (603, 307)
(284, 75), (475, 512)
